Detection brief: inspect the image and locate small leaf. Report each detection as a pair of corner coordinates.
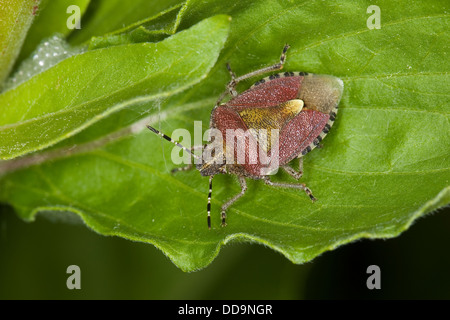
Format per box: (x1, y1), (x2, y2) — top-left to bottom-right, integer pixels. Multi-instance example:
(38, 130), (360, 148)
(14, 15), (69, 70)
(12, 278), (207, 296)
(15, 0), (91, 65)
(68, 0), (184, 45)
(0, 15), (231, 160)
(88, 3), (184, 49)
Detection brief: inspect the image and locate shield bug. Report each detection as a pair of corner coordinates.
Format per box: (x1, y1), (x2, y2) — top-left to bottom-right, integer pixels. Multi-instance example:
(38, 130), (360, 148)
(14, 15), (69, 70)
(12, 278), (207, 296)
(148, 44), (343, 229)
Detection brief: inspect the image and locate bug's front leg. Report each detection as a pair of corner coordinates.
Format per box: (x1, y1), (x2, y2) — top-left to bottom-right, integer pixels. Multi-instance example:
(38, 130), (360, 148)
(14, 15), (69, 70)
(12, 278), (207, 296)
(215, 44), (290, 106)
(220, 176), (247, 227)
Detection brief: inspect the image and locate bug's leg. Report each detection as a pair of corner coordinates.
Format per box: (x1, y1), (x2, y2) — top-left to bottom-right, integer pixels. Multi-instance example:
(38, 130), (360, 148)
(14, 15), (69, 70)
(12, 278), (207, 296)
(215, 88), (231, 106)
(232, 44), (290, 84)
(216, 44), (290, 106)
(220, 176), (247, 227)
(207, 175), (214, 229)
(282, 165), (302, 180)
(263, 176), (316, 202)
(215, 63), (238, 106)
(226, 63), (238, 97)
(282, 157), (304, 180)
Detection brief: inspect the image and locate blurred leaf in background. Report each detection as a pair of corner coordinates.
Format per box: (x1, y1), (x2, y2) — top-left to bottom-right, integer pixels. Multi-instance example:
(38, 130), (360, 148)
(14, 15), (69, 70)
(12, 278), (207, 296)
(0, 14), (231, 159)
(0, 0), (448, 274)
(0, 0), (41, 89)
(15, 0), (91, 67)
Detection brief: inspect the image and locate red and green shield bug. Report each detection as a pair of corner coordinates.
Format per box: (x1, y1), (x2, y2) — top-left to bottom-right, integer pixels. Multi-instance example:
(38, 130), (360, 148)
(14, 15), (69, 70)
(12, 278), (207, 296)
(147, 44), (343, 229)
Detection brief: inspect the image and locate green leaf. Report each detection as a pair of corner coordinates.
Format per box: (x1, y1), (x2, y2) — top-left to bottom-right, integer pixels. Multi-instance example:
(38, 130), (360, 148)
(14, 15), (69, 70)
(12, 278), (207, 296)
(88, 3), (184, 49)
(0, 15), (231, 160)
(0, 0), (449, 272)
(15, 0), (91, 66)
(0, 0), (41, 88)
(68, 0), (184, 45)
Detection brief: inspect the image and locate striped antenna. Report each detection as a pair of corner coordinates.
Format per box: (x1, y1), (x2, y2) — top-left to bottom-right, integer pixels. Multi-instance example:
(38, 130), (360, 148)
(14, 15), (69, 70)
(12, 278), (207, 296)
(207, 175), (213, 229)
(147, 125), (200, 160)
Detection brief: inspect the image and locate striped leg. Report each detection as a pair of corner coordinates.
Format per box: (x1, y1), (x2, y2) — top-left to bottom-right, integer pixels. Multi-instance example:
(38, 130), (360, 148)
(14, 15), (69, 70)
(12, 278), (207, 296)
(282, 157), (304, 180)
(225, 63), (238, 97)
(207, 175), (213, 229)
(220, 176), (247, 227)
(216, 44), (290, 106)
(263, 176), (316, 202)
(298, 156), (304, 175)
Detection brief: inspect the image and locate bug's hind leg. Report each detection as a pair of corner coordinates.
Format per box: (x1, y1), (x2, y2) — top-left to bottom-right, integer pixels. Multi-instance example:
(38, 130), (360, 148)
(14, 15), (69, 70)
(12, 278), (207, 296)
(282, 156), (309, 179)
(282, 161), (303, 181)
(216, 44), (290, 106)
(220, 176), (247, 227)
(263, 176), (316, 202)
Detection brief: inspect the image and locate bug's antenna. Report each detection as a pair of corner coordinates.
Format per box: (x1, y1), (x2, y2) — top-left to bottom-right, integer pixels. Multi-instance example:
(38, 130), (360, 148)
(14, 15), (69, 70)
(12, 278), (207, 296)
(147, 125), (200, 160)
(207, 175), (213, 229)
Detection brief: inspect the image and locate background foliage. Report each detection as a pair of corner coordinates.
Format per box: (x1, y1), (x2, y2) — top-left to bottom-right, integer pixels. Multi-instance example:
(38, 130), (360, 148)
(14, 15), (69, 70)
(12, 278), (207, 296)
(0, 0), (448, 289)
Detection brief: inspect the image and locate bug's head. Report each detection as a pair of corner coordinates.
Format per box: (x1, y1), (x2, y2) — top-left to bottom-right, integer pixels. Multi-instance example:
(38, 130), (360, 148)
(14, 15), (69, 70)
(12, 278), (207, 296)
(196, 162), (225, 176)
(196, 143), (226, 176)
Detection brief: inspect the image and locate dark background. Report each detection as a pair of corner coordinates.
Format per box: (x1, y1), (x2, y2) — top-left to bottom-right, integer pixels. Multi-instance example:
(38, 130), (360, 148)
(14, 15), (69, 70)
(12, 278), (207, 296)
(0, 203), (448, 299)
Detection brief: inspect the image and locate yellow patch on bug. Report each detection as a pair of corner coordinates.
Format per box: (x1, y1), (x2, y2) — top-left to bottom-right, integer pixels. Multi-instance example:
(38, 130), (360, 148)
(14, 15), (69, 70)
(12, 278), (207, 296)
(238, 99), (304, 151)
